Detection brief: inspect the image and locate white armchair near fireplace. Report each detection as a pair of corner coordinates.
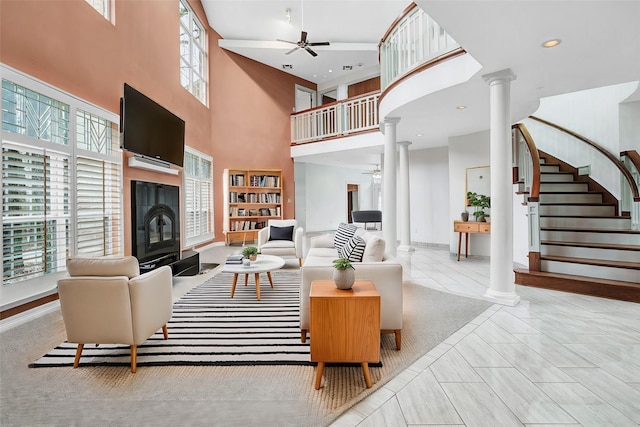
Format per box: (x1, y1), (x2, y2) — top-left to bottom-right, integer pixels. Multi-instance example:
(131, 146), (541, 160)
(257, 219), (304, 267)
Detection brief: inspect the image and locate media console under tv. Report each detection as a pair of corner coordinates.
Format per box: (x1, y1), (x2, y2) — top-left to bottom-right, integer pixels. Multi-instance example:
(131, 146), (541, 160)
(139, 250), (200, 277)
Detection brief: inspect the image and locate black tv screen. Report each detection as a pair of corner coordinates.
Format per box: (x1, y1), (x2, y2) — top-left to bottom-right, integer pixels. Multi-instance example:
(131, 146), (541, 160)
(120, 83), (185, 167)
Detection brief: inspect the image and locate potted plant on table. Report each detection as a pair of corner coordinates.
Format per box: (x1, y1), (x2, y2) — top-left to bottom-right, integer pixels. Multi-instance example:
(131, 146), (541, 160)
(466, 191), (491, 222)
(242, 246), (259, 261)
(332, 258), (355, 290)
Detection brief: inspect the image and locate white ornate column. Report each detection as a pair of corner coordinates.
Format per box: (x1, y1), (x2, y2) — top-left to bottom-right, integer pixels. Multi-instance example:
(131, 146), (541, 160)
(397, 141), (414, 252)
(382, 117), (400, 256)
(482, 69), (520, 306)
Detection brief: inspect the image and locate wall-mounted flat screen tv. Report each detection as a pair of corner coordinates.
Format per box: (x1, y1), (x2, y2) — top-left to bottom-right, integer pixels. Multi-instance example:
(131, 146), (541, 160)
(120, 83), (185, 167)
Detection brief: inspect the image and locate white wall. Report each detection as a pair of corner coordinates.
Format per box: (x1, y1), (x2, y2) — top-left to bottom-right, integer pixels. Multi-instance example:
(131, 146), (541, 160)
(620, 100), (640, 152)
(448, 130), (491, 256)
(408, 146), (450, 245)
(530, 82), (639, 199)
(294, 162), (373, 233)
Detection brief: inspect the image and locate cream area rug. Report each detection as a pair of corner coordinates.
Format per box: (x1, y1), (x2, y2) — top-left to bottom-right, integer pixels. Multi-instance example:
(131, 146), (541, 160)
(3, 272), (492, 427)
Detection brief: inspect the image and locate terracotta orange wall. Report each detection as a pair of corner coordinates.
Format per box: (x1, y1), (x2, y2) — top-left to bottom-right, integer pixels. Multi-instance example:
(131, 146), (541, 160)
(0, 0), (315, 251)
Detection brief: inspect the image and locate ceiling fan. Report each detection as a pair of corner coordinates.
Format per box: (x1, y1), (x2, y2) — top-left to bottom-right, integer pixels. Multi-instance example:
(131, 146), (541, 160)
(362, 165), (382, 178)
(277, 0), (330, 57)
(278, 31), (330, 57)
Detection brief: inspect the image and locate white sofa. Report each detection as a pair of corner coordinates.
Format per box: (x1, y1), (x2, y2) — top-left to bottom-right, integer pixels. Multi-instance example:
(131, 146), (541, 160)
(300, 229), (403, 350)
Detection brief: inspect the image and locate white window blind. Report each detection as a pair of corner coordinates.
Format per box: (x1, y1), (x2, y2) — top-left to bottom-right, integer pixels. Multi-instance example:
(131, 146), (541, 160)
(1, 67), (122, 285)
(184, 148), (213, 246)
(76, 157), (122, 257)
(2, 143), (70, 284)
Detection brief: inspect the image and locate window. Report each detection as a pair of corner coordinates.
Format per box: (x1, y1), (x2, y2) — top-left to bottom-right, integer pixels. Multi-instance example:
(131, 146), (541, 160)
(183, 147), (213, 247)
(1, 66), (122, 285)
(179, 0), (207, 105)
(85, 0), (111, 21)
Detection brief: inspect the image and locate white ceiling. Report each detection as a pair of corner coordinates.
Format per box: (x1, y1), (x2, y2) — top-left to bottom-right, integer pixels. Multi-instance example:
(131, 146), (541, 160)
(202, 0), (640, 171)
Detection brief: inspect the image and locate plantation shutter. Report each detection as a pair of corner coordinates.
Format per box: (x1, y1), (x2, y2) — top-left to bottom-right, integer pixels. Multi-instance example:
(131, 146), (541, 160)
(76, 157), (122, 256)
(2, 144), (70, 283)
(184, 150), (213, 246)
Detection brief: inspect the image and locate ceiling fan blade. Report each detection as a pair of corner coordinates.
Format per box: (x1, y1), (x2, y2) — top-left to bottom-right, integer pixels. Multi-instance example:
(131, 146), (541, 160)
(300, 31), (308, 43)
(285, 47), (300, 55)
(309, 42), (330, 46)
(305, 47), (318, 57)
(276, 39), (298, 45)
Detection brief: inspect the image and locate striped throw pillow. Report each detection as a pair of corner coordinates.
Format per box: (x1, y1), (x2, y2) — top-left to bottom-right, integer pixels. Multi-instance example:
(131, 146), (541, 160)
(333, 223), (358, 250)
(339, 235), (366, 262)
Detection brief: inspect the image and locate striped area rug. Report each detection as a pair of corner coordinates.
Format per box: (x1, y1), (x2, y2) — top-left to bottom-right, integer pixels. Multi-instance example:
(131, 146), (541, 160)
(30, 269), (312, 368)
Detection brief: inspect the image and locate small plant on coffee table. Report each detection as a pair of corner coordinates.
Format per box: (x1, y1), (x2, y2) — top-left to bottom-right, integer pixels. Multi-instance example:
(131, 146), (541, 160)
(242, 246), (259, 261)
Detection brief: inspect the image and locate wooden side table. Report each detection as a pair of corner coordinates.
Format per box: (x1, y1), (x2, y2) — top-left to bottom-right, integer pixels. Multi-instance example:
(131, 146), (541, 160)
(454, 220), (491, 261)
(309, 280), (380, 390)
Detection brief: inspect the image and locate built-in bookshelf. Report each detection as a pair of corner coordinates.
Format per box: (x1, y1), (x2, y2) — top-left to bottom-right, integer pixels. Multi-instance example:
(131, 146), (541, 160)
(223, 168), (283, 245)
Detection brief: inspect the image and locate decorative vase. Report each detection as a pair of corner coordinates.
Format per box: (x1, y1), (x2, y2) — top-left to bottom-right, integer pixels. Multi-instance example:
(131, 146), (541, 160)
(461, 211), (469, 222)
(333, 268), (355, 290)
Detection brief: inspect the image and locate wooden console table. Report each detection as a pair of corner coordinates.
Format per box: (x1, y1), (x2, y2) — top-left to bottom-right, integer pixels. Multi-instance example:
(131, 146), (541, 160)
(309, 280), (380, 390)
(454, 220), (491, 261)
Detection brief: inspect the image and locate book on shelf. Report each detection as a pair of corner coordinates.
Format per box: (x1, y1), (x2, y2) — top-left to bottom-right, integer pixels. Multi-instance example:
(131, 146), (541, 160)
(249, 174), (280, 188)
(225, 254), (244, 264)
(230, 174), (245, 187)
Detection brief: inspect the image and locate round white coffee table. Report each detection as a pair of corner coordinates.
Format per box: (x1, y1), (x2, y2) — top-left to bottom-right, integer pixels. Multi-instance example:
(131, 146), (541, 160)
(221, 254), (285, 300)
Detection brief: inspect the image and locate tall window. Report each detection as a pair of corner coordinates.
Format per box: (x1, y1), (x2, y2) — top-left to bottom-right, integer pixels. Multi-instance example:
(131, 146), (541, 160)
(1, 67), (122, 285)
(85, 0), (111, 21)
(179, 0), (207, 105)
(183, 147), (213, 247)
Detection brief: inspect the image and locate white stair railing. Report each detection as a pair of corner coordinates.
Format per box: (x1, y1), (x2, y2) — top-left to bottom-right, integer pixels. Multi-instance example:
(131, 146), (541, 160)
(621, 151), (640, 230)
(290, 92), (379, 144)
(379, 4), (459, 91)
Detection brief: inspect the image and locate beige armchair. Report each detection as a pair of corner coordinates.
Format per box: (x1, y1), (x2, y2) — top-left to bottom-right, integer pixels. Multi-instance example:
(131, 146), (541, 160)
(257, 219), (304, 266)
(57, 256), (173, 373)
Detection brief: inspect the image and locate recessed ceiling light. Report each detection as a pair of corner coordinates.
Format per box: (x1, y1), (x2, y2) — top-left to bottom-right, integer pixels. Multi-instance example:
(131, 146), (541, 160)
(328, 69), (333, 73)
(542, 39), (561, 48)
(416, 133), (423, 137)
(456, 105), (466, 110)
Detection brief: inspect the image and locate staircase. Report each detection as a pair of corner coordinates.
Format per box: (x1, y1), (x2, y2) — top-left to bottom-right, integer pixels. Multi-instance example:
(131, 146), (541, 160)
(514, 151), (640, 302)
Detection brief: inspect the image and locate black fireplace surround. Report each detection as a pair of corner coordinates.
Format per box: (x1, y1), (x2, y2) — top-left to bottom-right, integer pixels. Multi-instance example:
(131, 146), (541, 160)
(131, 180), (198, 275)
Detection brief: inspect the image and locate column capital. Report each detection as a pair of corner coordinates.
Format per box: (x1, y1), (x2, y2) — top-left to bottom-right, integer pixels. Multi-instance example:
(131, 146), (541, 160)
(382, 117), (401, 125)
(482, 69), (517, 85)
(397, 140), (412, 147)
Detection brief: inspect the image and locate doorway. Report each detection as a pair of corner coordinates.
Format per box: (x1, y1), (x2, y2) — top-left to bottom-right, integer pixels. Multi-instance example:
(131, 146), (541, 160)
(347, 184), (359, 223)
(295, 85), (316, 112)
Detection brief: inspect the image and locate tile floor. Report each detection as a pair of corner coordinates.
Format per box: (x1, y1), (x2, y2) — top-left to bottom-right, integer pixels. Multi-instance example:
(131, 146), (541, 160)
(328, 246), (640, 427)
(4, 243), (638, 427)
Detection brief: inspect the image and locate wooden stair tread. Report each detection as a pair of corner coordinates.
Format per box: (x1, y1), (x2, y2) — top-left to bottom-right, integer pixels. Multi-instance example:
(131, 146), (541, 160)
(518, 190), (603, 196)
(514, 268), (640, 289)
(540, 240), (640, 251)
(539, 202), (616, 206)
(541, 171), (574, 175)
(540, 214), (630, 218)
(540, 181), (588, 184)
(541, 226), (640, 234)
(541, 255), (640, 269)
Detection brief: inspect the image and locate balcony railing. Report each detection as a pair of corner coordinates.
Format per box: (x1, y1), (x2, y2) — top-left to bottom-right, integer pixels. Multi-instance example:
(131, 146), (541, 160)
(379, 3), (460, 91)
(290, 91), (380, 144)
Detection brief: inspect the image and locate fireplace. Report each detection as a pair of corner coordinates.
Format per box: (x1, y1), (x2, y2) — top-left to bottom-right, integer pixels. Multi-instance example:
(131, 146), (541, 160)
(131, 180), (181, 270)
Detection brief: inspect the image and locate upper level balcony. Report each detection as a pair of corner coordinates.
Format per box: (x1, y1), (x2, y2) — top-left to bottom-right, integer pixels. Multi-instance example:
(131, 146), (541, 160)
(290, 3), (465, 150)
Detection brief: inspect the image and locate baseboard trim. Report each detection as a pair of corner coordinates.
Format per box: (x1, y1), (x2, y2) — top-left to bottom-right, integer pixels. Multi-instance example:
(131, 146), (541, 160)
(0, 298), (60, 333)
